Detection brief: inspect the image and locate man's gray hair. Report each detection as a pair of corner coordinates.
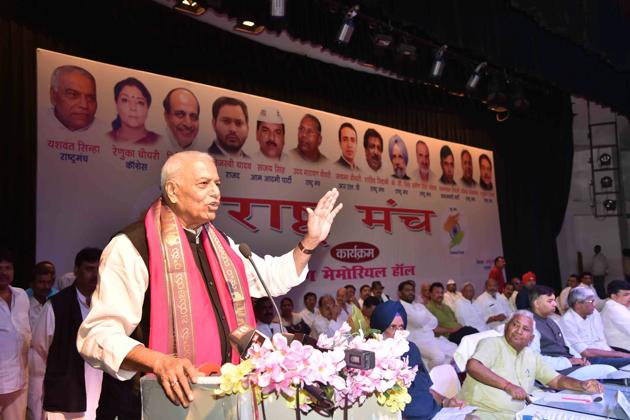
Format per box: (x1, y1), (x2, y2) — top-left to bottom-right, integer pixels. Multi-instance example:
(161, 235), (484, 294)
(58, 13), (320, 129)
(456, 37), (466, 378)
(160, 151), (215, 193)
(567, 286), (595, 309)
(50, 65), (95, 92)
(506, 309), (534, 325)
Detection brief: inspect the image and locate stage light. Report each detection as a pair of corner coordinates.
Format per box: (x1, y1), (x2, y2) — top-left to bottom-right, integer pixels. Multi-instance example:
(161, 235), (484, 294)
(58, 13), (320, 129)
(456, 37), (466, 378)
(336, 5), (359, 45)
(234, 19), (265, 34)
(430, 45), (448, 79)
(601, 176), (613, 188)
(599, 153), (612, 167)
(466, 62), (487, 91)
(270, 0), (286, 18)
(373, 33), (393, 49)
(173, 0), (207, 16)
(396, 43), (417, 60)
(486, 76), (508, 113)
(603, 199), (617, 211)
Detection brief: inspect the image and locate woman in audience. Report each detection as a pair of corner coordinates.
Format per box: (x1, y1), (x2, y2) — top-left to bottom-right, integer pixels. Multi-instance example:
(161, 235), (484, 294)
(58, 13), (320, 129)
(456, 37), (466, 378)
(107, 77), (160, 144)
(370, 301), (468, 419)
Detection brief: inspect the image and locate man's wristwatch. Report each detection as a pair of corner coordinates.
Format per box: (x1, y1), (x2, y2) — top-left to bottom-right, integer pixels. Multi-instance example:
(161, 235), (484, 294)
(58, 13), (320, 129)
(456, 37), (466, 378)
(297, 241), (315, 254)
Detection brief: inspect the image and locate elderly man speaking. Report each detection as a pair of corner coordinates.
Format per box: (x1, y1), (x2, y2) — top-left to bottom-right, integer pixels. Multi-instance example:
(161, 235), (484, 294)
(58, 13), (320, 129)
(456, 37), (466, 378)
(460, 310), (603, 419)
(77, 151), (342, 407)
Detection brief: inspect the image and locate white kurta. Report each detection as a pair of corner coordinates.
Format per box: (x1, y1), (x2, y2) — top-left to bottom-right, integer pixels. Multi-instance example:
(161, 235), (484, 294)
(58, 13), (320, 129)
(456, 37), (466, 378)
(473, 291), (513, 330)
(256, 321), (283, 339)
(600, 299), (630, 351)
(443, 291), (461, 310)
(298, 308), (319, 327)
(311, 314), (344, 338)
(77, 232), (308, 380)
(559, 308), (611, 354)
(556, 286), (572, 315)
(0, 286), (31, 395)
(32, 288), (103, 420)
(453, 298), (488, 333)
(399, 300), (457, 369)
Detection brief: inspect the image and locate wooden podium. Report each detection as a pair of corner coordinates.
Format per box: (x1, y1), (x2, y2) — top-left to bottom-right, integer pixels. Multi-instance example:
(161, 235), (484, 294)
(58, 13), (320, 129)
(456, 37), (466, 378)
(141, 376), (401, 420)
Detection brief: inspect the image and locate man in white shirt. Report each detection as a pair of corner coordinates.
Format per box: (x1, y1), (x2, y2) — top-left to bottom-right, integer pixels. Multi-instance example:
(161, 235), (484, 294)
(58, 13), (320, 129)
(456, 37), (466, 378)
(397, 280), (456, 369)
(454, 282), (488, 333)
(591, 245), (608, 299)
(502, 282), (516, 312)
(27, 263), (56, 420)
(560, 286), (630, 369)
(356, 284), (371, 308)
(474, 278), (513, 330)
(578, 272), (605, 311)
(443, 279), (461, 310)
(335, 287), (353, 321)
(298, 292), (319, 328)
(0, 251), (31, 420)
(311, 295), (343, 338)
(77, 152), (342, 408)
(32, 248), (104, 420)
(600, 280), (630, 352)
(254, 297), (282, 338)
(557, 274), (578, 315)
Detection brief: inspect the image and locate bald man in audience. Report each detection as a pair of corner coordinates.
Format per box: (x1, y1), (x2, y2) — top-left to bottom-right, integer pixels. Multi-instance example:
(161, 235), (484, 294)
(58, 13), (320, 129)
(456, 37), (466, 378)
(460, 311), (603, 419)
(453, 282), (488, 333)
(474, 278), (513, 330)
(560, 286), (630, 368)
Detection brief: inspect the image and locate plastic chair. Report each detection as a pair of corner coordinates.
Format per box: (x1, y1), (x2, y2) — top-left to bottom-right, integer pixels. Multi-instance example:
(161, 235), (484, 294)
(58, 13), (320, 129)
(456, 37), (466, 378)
(429, 364), (461, 398)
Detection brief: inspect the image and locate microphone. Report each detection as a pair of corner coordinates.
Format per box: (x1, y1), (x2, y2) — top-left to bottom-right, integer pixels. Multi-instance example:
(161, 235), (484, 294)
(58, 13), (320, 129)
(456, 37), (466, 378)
(238, 243), (286, 335)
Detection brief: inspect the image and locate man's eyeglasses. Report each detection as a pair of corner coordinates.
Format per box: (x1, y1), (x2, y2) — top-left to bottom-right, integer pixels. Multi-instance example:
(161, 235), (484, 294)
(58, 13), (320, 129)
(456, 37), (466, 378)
(579, 299), (595, 305)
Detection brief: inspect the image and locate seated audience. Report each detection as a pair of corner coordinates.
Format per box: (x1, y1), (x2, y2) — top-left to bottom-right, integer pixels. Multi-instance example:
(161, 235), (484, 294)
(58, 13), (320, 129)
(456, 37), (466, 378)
(515, 271), (536, 310)
(560, 286), (630, 368)
(254, 297), (282, 338)
(311, 295), (343, 338)
(443, 279), (461, 310)
(426, 282), (478, 345)
(502, 283), (516, 312)
(398, 280), (457, 369)
(454, 282), (488, 333)
(474, 278), (513, 329)
(600, 280), (630, 352)
(0, 249), (30, 420)
(370, 301), (467, 420)
(278, 297), (310, 335)
(557, 274), (579, 315)
(357, 284), (371, 308)
(298, 292), (318, 328)
(344, 284), (360, 308)
(578, 272), (604, 311)
(459, 310), (603, 419)
(371, 280), (389, 303)
(419, 282), (431, 304)
(335, 286), (353, 320)
(508, 277), (521, 310)
(31, 248), (104, 420)
(348, 296), (379, 331)
(529, 285), (611, 378)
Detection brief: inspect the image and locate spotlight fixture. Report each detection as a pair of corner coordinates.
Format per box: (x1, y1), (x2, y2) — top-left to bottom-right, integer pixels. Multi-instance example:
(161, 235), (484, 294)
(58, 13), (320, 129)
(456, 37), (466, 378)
(336, 5), (359, 45)
(486, 76), (508, 113)
(234, 19), (265, 34)
(603, 199), (617, 211)
(599, 153), (612, 167)
(372, 33), (393, 48)
(173, 0), (207, 16)
(466, 62), (487, 91)
(270, 0), (286, 18)
(430, 45), (448, 79)
(600, 176), (613, 188)
(396, 43), (417, 60)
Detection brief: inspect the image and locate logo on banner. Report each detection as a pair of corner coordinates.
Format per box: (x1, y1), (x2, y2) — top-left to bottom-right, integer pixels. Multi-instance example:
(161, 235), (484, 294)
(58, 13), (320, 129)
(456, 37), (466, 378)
(331, 242), (380, 263)
(442, 210), (466, 254)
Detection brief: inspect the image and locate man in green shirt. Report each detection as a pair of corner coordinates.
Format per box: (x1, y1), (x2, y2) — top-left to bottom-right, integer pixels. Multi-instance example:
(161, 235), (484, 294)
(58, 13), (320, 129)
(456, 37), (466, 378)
(425, 282), (478, 344)
(460, 310), (603, 419)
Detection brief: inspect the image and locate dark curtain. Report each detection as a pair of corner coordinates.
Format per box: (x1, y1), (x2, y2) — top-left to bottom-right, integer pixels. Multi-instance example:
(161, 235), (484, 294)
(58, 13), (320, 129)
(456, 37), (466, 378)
(0, 0), (572, 290)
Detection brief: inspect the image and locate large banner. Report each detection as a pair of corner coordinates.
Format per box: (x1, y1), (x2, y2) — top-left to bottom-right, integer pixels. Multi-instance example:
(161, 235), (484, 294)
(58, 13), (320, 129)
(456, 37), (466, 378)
(37, 49), (503, 303)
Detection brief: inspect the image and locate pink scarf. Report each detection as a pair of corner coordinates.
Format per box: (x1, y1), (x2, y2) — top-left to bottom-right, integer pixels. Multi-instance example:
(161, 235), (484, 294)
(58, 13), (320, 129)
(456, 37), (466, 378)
(144, 198), (256, 366)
